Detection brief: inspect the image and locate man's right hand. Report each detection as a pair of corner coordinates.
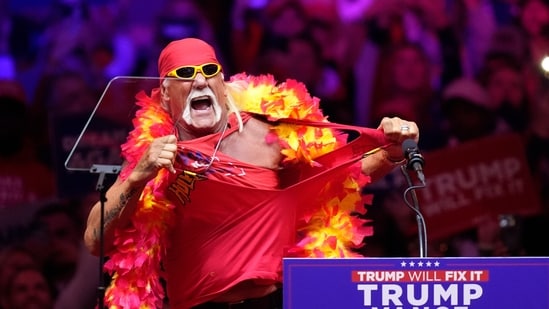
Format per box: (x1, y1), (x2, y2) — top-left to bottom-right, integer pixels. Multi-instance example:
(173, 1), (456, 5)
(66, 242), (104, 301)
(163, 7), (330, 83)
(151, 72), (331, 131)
(129, 135), (178, 184)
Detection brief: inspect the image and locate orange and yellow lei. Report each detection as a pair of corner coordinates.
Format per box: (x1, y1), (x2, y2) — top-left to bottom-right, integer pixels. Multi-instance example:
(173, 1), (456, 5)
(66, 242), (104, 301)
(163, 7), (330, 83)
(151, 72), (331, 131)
(103, 73), (373, 308)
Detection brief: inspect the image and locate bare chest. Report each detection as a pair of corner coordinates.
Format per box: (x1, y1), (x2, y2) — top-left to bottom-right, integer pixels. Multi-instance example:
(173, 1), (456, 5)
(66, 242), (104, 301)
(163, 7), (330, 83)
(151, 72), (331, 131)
(219, 118), (282, 169)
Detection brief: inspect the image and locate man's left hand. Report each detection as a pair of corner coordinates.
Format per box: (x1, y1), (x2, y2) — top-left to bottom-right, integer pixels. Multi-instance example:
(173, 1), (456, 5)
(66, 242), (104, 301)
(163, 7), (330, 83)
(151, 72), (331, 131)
(377, 116), (419, 161)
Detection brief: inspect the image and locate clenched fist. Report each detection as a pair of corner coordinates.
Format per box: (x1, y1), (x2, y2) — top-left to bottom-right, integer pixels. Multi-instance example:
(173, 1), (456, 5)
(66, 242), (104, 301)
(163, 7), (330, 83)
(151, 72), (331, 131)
(129, 135), (178, 185)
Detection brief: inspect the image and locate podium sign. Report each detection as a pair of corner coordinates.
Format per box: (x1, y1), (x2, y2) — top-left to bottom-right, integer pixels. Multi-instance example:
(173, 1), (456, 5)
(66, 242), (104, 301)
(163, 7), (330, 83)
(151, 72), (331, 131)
(283, 257), (549, 308)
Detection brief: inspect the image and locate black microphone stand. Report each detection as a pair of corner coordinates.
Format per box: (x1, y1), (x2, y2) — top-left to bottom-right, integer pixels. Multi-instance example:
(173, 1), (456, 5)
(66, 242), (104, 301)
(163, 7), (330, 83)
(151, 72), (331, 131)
(90, 164), (121, 309)
(400, 165), (428, 258)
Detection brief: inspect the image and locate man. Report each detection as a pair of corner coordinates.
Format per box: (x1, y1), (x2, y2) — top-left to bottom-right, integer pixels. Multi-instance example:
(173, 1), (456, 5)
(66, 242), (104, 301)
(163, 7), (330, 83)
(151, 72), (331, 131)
(83, 38), (419, 309)
(1, 265), (55, 309)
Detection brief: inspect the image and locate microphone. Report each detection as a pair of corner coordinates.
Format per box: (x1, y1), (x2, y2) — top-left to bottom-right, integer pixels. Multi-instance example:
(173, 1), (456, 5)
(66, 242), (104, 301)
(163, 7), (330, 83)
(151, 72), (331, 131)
(402, 139), (426, 185)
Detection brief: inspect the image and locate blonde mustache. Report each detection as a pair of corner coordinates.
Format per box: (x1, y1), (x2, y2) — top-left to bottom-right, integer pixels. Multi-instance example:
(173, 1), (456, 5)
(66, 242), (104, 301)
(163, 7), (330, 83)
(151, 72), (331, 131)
(182, 88), (222, 125)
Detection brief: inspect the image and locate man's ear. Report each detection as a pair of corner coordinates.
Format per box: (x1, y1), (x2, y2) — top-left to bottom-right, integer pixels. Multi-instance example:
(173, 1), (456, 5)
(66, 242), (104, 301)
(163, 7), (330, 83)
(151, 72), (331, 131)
(160, 82), (170, 109)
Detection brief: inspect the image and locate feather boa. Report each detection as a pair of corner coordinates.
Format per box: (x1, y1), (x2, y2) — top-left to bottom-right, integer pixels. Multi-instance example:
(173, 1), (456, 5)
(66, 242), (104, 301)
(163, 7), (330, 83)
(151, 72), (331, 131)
(103, 74), (373, 308)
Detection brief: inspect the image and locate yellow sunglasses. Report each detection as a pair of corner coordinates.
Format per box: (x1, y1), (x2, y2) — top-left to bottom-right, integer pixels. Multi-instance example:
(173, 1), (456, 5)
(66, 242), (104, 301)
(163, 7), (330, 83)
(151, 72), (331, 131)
(166, 63), (222, 80)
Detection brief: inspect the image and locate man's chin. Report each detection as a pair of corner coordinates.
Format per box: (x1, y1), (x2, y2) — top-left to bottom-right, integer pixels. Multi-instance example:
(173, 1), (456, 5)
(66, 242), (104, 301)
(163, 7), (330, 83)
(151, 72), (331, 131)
(186, 121), (220, 134)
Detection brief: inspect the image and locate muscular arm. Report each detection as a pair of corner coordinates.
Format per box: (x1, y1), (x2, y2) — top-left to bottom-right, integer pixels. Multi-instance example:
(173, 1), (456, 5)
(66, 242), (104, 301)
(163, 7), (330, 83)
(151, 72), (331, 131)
(83, 135), (178, 256)
(360, 116), (419, 183)
(83, 175), (146, 256)
(361, 150), (404, 183)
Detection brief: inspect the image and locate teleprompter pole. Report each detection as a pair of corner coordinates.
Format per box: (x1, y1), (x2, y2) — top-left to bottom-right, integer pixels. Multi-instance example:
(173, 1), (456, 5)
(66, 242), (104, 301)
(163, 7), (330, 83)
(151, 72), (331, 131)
(90, 164), (121, 309)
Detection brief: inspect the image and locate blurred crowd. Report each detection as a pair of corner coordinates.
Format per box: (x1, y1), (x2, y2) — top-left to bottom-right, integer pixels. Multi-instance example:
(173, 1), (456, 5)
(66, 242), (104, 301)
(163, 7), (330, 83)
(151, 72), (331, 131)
(1, 0), (549, 308)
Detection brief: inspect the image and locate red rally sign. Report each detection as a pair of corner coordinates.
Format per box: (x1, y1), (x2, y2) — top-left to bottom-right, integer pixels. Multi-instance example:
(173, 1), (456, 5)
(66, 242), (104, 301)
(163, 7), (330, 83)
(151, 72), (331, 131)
(414, 133), (541, 240)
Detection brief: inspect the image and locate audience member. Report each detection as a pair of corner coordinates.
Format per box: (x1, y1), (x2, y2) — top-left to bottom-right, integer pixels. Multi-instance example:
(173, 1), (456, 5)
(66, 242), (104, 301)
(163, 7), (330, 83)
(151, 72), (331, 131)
(478, 53), (531, 134)
(369, 42), (447, 150)
(26, 200), (84, 298)
(50, 194), (100, 309)
(253, 32), (353, 123)
(440, 77), (508, 145)
(1, 265), (55, 309)
(0, 244), (41, 307)
(352, 0), (464, 126)
(0, 80), (56, 209)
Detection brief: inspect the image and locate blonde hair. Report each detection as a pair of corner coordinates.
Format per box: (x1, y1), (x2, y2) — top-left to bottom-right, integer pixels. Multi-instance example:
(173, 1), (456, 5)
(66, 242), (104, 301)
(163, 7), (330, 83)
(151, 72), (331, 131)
(225, 86), (243, 133)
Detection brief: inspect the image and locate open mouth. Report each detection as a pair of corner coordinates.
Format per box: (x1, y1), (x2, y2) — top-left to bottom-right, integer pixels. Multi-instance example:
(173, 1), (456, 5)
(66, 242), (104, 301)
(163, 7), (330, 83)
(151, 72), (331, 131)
(191, 96), (213, 110)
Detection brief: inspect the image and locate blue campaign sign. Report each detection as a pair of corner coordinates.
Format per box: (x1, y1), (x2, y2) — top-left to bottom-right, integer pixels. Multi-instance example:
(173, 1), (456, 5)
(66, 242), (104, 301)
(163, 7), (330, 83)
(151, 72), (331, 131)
(283, 257), (549, 309)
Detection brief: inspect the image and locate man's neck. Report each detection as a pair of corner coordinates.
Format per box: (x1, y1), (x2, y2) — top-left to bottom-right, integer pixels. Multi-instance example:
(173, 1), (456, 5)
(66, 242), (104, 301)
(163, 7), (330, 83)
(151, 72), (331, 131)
(177, 119), (229, 141)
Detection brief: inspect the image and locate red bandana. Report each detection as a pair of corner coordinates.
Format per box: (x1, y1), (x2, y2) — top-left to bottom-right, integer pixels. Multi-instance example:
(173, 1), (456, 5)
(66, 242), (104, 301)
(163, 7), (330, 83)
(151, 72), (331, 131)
(157, 38), (220, 77)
